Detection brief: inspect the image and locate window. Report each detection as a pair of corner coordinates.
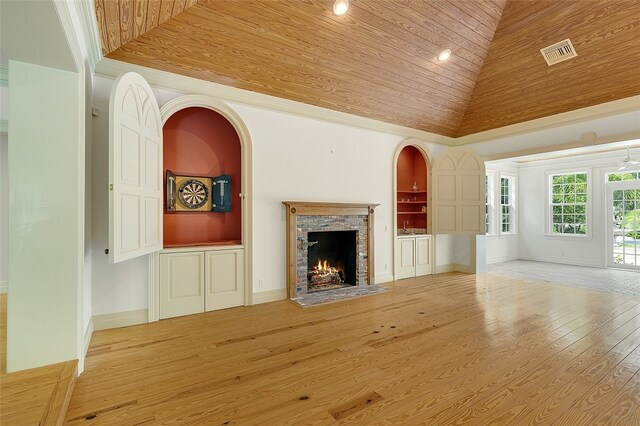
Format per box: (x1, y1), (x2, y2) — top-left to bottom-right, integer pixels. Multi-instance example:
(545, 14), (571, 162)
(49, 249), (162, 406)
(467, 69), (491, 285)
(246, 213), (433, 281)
(485, 175), (491, 234)
(500, 177), (515, 233)
(608, 172), (640, 182)
(550, 172), (588, 235)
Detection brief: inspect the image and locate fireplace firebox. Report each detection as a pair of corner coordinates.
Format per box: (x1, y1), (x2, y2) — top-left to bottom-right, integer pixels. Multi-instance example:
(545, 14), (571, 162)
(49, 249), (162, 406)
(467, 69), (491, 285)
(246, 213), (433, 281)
(307, 231), (357, 292)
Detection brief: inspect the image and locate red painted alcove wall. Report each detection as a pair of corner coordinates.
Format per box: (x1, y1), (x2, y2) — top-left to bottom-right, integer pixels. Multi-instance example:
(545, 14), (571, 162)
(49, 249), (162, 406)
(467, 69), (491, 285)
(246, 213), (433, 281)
(397, 146), (428, 230)
(163, 107), (242, 247)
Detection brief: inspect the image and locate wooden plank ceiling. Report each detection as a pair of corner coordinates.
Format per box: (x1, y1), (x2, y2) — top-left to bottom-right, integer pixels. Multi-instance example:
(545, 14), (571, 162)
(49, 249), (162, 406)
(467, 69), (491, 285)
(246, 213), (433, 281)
(95, 0), (640, 138)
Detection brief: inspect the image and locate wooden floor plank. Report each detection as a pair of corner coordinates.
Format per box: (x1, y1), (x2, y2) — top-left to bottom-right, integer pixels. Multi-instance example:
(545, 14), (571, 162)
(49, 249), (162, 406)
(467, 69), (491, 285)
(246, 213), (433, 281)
(65, 273), (640, 424)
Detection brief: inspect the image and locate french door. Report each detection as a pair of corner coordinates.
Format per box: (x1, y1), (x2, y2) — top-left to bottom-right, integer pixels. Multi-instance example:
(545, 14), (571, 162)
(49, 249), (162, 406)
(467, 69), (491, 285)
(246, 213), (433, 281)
(607, 180), (640, 269)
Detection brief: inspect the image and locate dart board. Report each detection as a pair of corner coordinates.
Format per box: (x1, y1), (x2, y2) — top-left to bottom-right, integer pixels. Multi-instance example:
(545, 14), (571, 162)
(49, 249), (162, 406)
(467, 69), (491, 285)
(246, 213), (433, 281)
(172, 175), (213, 211)
(178, 179), (209, 209)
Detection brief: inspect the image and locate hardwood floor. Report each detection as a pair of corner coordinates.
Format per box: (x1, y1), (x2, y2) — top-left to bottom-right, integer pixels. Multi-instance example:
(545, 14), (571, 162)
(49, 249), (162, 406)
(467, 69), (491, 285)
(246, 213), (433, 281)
(66, 273), (640, 424)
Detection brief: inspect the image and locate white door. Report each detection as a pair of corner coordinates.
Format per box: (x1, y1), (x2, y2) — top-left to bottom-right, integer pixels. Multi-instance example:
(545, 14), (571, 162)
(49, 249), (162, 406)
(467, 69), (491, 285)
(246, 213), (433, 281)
(396, 238), (416, 279)
(607, 179), (640, 269)
(432, 147), (485, 234)
(159, 252), (205, 319)
(415, 236), (432, 276)
(205, 249), (245, 311)
(109, 72), (163, 263)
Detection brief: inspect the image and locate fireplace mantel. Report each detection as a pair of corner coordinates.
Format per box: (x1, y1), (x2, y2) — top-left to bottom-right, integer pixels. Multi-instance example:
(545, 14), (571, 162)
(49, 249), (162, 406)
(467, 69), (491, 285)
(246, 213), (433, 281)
(283, 201), (379, 299)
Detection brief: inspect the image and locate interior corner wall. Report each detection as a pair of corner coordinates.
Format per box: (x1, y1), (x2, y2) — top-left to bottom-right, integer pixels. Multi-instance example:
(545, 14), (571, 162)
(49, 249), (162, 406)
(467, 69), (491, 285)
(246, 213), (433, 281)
(517, 152), (619, 267)
(485, 163), (520, 265)
(7, 60), (84, 372)
(0, 134), (8, 293)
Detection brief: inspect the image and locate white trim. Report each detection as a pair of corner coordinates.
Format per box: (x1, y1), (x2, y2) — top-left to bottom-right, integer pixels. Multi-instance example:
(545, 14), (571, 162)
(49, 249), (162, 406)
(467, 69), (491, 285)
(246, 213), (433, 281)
(148, 252), (159, 322)
(454, 96), (640, 146)
(252, 289), (287, 305)
(605, 179), (640, 269)
(83, 318), (93, 357)
(0, 281), (7, 293)
(0, 65), (7, 87)
(520, 255), (598, 268)
(435, 264), (455, 274)
(75, 0), (103, 71)
(375, 273), (394, 284)
(93, 309), (149, 331)
(52, 0), (84, 72)
(486, 254), (519, 265)
(454, 263), (474, 274)
(95, 59), (454, 146)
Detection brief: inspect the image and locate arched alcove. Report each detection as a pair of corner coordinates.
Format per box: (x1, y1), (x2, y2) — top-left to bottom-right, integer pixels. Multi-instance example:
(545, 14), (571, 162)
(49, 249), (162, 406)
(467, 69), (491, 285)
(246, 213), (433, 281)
(162, 107), (242, 247)
(392, 139), (433, 280)
(149, 95), (254, 321)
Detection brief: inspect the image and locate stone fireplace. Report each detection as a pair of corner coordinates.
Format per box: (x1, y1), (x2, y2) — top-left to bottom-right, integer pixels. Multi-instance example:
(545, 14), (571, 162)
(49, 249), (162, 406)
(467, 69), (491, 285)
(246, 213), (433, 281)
(283, 201), (378, 299)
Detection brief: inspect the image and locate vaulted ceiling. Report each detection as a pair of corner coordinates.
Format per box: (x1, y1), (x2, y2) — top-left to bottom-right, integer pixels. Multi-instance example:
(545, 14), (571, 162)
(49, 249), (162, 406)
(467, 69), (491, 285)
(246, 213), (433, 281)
(94, 0), (640, 138)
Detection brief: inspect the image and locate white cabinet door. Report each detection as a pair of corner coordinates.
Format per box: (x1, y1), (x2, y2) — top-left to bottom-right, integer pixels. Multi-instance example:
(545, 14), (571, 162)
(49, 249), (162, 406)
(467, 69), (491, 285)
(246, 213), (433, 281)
(159, 252), (205, 319)
(205, 249), (244, 311)
(109, 72), (163, 263)
(395, 238), (416, 280)
(415, 236), (432, 276)
(432, 147), (485, 235)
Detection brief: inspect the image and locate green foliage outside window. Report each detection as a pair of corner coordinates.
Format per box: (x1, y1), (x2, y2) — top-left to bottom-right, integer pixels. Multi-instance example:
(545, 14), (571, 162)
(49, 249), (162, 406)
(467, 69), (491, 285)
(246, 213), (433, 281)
(550, 172), (587, 235)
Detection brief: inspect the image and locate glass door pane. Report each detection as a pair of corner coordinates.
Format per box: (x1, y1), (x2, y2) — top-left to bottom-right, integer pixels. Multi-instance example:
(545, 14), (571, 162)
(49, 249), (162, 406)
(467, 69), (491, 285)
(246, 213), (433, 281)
(611, 188), (640, 268)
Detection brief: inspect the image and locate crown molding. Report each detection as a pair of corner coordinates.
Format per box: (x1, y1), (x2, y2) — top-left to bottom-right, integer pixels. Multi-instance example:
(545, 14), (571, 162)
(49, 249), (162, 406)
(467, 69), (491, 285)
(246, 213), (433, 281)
(453, 96), (640, 146)
(0, 65), (7, 87)
(75, 0), (103, 71)
(95, 58), (456, 146)
(52, 0), (84, 72)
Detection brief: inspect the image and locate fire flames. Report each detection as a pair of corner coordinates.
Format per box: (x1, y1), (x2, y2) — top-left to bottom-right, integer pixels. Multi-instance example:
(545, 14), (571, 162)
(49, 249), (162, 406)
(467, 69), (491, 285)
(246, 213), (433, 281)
(308, 259), (344, 289)
(316, 259), (337, 273)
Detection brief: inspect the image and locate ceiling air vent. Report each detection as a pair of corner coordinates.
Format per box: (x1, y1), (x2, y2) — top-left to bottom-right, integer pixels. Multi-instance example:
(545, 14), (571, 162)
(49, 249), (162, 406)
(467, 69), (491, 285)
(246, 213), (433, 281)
(540, 38), (577, 65)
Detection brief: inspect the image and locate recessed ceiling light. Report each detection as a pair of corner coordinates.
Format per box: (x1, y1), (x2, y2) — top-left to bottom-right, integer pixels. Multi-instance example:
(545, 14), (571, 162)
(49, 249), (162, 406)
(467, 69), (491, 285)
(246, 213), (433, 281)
(438, 49), (452, 61)
(333, 0), (349, 16)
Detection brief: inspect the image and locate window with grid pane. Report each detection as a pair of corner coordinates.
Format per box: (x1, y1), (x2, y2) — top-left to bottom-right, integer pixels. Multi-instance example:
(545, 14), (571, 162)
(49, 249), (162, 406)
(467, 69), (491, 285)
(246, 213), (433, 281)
(485, 175), (490, 233)
(500, 177), (513, 233)
(550, 172), (587, 235)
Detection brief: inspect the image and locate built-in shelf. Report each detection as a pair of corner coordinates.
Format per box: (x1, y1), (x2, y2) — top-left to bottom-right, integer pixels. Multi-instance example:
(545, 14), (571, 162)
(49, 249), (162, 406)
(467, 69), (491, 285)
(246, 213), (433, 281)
(396, 145), (428, 232)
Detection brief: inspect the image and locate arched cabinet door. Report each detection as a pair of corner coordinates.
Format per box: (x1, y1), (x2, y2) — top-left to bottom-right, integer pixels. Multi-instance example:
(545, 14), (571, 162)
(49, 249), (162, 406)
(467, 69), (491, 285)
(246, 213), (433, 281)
(432, 147), (485, 235)
(109, 72), (163, 263)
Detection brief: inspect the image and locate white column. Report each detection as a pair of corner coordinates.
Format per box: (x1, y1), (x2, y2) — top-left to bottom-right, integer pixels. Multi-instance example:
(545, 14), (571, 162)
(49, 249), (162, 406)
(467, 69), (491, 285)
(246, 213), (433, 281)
(7, 60), (85, 372)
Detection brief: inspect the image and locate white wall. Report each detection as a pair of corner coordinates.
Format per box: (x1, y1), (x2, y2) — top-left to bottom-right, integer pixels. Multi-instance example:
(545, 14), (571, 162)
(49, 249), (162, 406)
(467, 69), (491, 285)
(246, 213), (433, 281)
(90, 75), (448, 314)
(516, 150), (637, 267)
(0, 134), (7, 292)
(7, 60), (84, 372)
(83, 63), (93, 338)
(485, 162), (520, 264)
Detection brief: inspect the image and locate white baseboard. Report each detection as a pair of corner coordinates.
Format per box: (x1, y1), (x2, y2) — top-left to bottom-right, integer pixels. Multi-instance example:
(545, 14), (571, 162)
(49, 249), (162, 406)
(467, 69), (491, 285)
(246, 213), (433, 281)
(486, 255), (520, 265)
(252, 289), (287, 305)
(520, 255), (602, 268)
(375, 273), (394, 284)
(83, 319), (93, 357)
(454, 263), (474, 273)
(435, 264), (476, 274)
(435, 264), (455, 274)
(0, 280), (6, 293)
(92, 309), (149, 331)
